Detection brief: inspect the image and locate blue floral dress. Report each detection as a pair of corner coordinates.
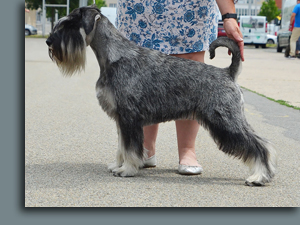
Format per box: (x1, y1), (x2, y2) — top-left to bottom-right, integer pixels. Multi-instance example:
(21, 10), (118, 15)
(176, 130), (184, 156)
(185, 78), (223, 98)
(116, 0), (219, 54)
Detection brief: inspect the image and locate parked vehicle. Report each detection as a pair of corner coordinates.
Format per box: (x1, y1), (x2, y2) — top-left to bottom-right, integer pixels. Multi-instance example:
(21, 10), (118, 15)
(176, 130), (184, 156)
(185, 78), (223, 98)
(239, 16), (268, 48)
(267, 34), (277, 44)
(217, 21), (227, 37)
(25, 24), (37, 36)
(277, 0), (297, 52)
(267, 23), (279, 36)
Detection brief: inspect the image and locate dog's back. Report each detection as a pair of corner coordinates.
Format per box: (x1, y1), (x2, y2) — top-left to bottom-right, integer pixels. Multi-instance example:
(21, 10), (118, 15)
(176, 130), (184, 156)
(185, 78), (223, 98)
(209, 37), (242, 82)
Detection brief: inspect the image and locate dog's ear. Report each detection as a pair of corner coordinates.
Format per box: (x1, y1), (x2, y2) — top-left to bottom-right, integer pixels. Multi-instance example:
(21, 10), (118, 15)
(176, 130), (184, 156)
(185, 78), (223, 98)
(90, 4), (98, 9)
(80, 7), (101, 35)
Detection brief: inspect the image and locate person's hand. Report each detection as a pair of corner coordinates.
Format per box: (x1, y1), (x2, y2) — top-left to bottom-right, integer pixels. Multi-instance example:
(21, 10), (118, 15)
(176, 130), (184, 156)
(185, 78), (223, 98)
(223, 18), (244, 61)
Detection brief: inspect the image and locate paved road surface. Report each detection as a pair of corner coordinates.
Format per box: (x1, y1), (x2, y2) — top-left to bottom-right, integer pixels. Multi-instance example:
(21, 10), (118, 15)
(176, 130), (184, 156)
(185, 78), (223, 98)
(25, 38), (300, 207)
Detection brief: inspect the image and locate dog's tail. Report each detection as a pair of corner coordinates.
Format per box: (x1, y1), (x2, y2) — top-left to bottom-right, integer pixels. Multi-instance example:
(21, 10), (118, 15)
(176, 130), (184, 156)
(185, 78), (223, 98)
(209, 37), (242, 82)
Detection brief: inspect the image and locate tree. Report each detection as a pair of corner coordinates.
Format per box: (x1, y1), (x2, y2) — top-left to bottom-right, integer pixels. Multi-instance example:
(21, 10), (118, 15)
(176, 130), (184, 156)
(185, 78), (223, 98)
(25, 0), (106, 31)
(258, 0), (281, 23)
(88, 0), (106, 8)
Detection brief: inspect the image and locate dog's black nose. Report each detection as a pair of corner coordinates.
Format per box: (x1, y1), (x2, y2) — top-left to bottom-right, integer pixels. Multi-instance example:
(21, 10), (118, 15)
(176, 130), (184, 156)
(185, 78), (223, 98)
(46, 39), (52, 46)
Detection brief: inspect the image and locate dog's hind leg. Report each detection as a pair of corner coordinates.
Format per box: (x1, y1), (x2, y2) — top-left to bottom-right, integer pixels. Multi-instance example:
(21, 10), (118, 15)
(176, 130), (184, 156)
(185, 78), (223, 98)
(244, 137), (277, 186)
(207, 120), (276, 186)
(199, 99), (277, 186)
(110, 120), (145, 177)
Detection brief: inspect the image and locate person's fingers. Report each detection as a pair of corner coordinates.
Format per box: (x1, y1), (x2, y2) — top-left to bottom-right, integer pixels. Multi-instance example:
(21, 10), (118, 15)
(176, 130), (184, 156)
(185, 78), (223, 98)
(232, 31), (245, 61)
(223, 19), (245, 61)
(238, 41), (244, 61)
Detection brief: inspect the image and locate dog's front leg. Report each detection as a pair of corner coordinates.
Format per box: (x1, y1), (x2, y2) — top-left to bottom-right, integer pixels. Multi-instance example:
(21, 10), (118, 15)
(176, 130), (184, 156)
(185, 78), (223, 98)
(108, 125), (124, 172)
(110, 121), (145, 177)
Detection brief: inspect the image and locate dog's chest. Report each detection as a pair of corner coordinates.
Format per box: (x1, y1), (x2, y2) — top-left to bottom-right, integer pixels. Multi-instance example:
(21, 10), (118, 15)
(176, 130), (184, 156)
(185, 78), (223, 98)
(96, 85), (116, 118)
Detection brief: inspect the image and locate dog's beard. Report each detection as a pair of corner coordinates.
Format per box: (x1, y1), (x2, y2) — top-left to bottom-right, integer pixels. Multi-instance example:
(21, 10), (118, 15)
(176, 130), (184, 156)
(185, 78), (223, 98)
(49, 34), (87, 76)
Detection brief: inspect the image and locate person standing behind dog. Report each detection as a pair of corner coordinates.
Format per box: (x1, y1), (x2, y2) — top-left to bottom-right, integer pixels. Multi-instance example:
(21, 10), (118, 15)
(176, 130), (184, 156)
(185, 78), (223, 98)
(288, 0), (300, 58)
(116, 0), (244, 174)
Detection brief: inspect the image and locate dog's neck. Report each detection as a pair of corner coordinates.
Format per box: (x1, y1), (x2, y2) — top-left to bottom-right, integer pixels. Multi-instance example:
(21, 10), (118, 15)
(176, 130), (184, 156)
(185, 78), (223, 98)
(89, 17), (139, 71)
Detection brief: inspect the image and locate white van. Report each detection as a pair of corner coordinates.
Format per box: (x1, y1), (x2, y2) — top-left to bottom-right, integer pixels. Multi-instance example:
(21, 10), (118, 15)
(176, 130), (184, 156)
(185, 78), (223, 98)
(239, 16), (268, 48)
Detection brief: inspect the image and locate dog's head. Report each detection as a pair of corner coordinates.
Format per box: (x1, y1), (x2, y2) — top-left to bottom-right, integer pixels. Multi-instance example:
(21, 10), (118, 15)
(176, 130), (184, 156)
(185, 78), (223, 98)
(46, 5), (101, 76)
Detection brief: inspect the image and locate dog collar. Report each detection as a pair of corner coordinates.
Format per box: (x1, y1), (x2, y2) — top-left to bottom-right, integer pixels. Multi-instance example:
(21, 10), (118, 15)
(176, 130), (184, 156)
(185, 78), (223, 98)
(222, 13), (237, 21)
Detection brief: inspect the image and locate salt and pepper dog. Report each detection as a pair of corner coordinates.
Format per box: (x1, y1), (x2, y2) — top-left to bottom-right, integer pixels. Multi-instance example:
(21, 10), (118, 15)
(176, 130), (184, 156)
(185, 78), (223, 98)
(46, 5), (277, 186)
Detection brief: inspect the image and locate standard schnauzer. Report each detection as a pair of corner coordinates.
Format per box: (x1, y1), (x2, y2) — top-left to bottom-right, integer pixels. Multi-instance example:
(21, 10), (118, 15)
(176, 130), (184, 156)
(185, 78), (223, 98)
(46, 5), (277, 186)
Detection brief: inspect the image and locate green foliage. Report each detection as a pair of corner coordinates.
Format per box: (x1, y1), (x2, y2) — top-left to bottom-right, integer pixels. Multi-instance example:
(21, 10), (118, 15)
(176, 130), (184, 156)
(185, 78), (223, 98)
(258, 0), (281, 23)
(88, 0), (106, 9)
(242, 87), (300, 110)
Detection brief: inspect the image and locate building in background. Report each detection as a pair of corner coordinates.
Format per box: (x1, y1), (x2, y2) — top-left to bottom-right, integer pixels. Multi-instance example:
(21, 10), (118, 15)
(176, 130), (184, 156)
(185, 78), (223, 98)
(25, 5), (37, 27)
(235, 0), (264, 17)
(274, 0), (282, 9)
(105, 0), (117, 8)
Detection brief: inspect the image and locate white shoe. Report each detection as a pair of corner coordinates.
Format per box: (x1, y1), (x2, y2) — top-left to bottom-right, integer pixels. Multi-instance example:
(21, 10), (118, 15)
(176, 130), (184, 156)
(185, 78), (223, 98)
(178, 164), (203, 175)
(143, 155), (156, 168)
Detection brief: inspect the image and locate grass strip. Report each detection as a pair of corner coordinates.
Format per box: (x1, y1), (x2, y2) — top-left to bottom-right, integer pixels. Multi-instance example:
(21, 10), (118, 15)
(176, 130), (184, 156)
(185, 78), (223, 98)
(241, 87), (300, 110)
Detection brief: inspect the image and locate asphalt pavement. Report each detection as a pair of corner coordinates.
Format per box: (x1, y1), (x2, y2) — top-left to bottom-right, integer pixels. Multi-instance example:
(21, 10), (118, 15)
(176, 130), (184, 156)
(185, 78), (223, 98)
(25, 38), (300, 207)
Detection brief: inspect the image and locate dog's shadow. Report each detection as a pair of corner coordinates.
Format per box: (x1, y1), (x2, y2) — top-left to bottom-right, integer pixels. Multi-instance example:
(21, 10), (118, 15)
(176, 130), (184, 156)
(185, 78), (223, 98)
(25, 162), (244, 190)
(138, 167), (244, 186)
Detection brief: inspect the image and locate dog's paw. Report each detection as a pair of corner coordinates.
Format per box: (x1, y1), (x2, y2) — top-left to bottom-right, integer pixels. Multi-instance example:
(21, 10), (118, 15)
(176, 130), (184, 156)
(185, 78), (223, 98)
(112, 164), (138, 177)
(245, 175), (268, 187)
(245, 180), (265, 187)
(108, 162), (121, 172)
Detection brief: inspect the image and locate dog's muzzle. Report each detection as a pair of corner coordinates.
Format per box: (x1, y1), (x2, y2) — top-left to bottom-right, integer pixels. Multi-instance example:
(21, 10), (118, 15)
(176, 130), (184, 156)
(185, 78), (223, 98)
(46, 38), (52, 47)
(46, 37), (56, 62)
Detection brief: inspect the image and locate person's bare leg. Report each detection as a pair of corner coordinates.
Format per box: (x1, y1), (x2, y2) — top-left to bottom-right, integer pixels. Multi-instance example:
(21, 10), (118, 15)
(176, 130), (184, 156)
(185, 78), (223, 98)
(175, 120), (201, 166)
(171, 51), (205, 166)
(143, 124), (159, 158)
(172, 51), (205, 62)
